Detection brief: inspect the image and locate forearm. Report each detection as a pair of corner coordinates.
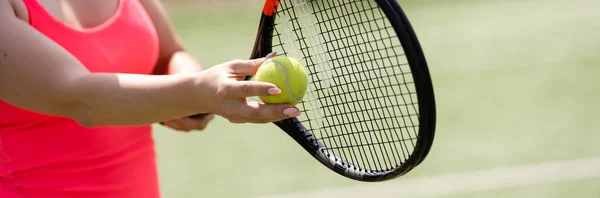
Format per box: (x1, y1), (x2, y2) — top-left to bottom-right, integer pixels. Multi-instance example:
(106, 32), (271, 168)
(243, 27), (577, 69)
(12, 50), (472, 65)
(65, 72), (205, 127)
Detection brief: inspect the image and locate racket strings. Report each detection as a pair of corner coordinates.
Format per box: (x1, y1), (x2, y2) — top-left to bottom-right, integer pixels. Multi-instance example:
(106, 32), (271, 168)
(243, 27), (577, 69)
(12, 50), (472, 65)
(279, 0), (395, 172)
(314, 0), (387, 170)
(305, 68), (413, 91)
(325, 0), (409, 171)
(272, 0), (419, 172)
(307, 109), (418, 124)
(318, 128), (418, 141)
(313, 0), (395, 171)
(308, 83), (415, 98)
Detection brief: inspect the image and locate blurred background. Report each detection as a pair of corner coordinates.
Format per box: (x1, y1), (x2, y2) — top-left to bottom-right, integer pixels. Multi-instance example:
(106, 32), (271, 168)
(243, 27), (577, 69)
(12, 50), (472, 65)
(154, 0), (600, 197)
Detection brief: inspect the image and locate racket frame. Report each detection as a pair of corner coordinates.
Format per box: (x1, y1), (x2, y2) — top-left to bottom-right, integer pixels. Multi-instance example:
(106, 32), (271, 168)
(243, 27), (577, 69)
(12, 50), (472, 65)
(248, 0), (436, 182)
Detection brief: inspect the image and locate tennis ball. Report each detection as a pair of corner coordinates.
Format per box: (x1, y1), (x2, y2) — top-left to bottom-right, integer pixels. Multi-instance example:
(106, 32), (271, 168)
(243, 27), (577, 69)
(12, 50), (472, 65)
(255, 56), (308, 106)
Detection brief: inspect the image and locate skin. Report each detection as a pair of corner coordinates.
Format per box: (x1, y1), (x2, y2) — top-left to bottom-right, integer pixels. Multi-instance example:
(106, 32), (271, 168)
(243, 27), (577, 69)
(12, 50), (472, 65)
(0, 0), (301, 131)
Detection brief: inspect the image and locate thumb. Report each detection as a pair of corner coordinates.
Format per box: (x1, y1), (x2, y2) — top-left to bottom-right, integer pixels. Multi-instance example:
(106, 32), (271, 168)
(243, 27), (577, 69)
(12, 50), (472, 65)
(230, 52), (277, 75)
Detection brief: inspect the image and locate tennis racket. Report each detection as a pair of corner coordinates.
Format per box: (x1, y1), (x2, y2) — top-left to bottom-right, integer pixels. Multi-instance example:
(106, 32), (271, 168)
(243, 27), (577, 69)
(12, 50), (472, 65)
(243, 0), (437, 182)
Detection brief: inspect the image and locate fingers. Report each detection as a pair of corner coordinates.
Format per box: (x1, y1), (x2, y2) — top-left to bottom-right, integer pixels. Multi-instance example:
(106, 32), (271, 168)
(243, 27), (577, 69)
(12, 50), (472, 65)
(187, 114), (215, 130)
(217, 52), (281, 98)
(217, 81), (281, 98)
(161, 120), (188, 132)
(223, 102), (300, 124)
(229, 52), (277, 75)
(210, 51), (302, 124)
(189, 113), (210, 119)
(163, 114), (215, 132)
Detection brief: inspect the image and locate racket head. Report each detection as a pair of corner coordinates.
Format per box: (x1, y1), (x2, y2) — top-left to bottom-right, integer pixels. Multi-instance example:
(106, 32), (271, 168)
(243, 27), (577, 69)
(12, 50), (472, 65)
(250, 0), (436, 182)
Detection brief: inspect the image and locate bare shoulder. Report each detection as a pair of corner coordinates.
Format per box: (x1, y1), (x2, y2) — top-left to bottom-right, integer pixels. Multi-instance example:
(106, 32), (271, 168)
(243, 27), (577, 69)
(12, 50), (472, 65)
(1, 0), (29, 22)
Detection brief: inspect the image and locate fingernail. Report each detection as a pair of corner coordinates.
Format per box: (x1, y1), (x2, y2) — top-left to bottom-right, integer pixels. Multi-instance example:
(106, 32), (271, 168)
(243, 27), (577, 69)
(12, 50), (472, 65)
(283, 108), (299, 116)
(268, 88), (281, 95)
(291, 111), (301, 117)
(266, 51), (277, 58)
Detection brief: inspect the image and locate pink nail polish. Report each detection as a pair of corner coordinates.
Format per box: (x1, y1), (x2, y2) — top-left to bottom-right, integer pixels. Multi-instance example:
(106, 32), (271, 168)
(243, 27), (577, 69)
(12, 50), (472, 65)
(268, 88), (281, 95)
(283, 108), (298, 116)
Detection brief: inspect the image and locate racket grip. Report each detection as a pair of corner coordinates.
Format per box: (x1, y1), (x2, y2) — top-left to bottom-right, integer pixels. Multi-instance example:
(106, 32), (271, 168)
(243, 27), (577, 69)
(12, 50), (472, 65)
(188, 113), (210, 119)
(158, 113), (209, 125)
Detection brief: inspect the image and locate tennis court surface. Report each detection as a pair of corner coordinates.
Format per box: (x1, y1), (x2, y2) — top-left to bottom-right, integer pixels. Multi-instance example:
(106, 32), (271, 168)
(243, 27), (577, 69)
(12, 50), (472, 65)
(153, 0), (600, 197)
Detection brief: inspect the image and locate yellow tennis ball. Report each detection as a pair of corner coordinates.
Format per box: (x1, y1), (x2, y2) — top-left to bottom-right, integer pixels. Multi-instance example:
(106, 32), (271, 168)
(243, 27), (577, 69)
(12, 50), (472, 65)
(255, 56), (308, 106)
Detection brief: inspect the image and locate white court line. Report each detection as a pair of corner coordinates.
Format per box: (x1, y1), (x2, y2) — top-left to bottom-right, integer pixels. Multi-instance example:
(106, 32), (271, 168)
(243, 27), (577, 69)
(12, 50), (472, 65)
(259, 157), (600, 198)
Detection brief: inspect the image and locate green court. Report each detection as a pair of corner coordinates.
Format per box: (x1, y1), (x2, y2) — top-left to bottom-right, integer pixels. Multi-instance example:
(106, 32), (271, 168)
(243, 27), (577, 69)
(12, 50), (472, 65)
(152, 0), (600, 197)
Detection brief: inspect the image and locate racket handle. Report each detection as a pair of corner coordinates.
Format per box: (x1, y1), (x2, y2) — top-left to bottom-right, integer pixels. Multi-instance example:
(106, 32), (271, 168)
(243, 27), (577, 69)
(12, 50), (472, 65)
(188, 113), (210, 119)
(159, 113), (210, 125)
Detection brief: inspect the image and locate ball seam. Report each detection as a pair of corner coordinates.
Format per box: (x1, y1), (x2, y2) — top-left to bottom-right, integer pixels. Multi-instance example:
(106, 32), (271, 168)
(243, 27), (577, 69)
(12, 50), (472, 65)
(270, 60), (300, 102)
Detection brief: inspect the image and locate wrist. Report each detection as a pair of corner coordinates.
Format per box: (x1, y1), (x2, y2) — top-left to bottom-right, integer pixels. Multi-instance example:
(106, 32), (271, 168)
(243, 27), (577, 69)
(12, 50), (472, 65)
(185, 72), (211, 114)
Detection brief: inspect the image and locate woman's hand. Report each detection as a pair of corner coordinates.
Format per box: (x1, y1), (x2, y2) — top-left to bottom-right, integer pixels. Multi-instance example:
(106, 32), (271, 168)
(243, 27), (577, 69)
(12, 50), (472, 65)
(196, 52), (301, 124)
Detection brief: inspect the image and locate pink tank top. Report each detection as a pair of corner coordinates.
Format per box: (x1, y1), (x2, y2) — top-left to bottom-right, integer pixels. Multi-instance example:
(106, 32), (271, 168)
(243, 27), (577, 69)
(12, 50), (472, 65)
(0, 0), (160, 197)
